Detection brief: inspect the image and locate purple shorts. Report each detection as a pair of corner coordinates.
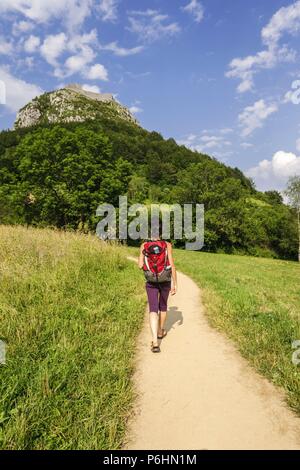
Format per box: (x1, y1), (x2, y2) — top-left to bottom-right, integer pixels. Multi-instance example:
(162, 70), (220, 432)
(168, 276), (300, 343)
(145, 281), (171, 313)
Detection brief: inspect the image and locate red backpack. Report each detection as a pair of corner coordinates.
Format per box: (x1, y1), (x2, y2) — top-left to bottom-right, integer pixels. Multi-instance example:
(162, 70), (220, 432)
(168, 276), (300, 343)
(143, 240), (172, 283)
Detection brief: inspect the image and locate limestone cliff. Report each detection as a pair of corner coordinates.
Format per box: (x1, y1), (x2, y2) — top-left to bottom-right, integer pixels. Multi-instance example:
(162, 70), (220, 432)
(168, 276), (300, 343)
(14, 84), (139, 129)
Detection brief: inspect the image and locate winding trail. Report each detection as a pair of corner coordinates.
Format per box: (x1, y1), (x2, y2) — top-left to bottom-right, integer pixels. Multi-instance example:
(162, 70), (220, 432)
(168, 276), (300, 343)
(124, 262), (300, 450)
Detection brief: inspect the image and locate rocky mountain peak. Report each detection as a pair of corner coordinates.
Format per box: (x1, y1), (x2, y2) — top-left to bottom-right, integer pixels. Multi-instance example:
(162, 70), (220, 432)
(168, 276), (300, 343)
(14, 85), (139, 129)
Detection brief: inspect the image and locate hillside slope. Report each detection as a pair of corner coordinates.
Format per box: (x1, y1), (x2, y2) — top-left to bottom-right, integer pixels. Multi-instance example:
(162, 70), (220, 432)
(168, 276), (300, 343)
(0, 88), (298, 260)
(0, 225), (145, 449)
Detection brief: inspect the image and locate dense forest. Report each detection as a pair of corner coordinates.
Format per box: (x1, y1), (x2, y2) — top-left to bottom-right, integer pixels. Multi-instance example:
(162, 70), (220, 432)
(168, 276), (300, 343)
(0, 115), (298, 260)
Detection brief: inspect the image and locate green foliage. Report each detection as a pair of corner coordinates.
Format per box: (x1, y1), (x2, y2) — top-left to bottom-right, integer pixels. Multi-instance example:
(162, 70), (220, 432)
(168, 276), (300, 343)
(0, 117), (298, 259)
(263, 190), (283, 205)
(0, 126), (132, 230)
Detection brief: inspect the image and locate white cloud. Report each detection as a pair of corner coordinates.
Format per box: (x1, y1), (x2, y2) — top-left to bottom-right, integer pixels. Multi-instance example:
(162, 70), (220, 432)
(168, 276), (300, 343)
(0, 0), (94, 30)
(37, 29), (112, 82)
(220, 127), (234, 135)
(227, 46), (295, 94)
(200, 134), (231, 148)
(238, 99), (278, 137)
(24, 35), (40, 53)
(40, 30), (102, 78)
(261, 1), (300, 46)
(182, 0), (204, 23)
(40, 33), (67, 66)
(129, 9), (158, 16)
(186, 133), (197, 142)
(127, 9), (181, 43)
(0, 37), (13, 55)
(12, 20), (34, 35)
(82, 83), (101, 93)
(129, 105), (143, 114)
(65, 55), (90, 74)
(64, 45), (95, 76)
(178, 131), (232, 153)
(236, 78), (253, 94)
(246, 150), (300, 190)
(201, 135), (223, 143)
(98, 0), (118, 22)
(212, 150), (234, 163)
(85, 63), (108, 80)
(129, 100), (143, 114)
(101, 41), (144, 56)
(201, 137), (231, 150)
(241, 142), (254, 149)
(67, 28), (98, 52)
(284, 89), (295, 104)
(227, 1), (300, 93)
(284, 79), (300, 104)
(2, 4), (140, 81)
(0, 66), (43, 112)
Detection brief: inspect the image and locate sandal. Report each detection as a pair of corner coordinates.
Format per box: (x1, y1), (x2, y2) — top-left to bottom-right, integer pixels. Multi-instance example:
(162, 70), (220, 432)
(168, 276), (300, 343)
(157, 329), (167, 340)
(151, 342), (161, 353)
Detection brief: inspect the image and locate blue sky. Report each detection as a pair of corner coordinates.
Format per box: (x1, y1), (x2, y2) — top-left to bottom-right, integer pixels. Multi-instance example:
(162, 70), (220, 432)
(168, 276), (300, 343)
(0, 0), (300, 191)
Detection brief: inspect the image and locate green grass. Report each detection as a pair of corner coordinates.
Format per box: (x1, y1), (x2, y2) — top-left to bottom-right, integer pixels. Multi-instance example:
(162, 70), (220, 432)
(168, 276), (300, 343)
(0, 226), (146, 450)
(173, 250), (300, 414)
(2, 231), (299, 448)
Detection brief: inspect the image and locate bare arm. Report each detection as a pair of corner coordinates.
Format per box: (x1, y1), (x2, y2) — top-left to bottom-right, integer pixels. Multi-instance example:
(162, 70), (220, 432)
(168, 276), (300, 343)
(167, 242), (177, 295)
(138, 243), (145, 269)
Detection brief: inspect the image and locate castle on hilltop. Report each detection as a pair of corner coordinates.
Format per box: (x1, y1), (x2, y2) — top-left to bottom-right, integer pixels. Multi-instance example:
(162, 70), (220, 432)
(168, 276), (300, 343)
(65, 83), (115, 103)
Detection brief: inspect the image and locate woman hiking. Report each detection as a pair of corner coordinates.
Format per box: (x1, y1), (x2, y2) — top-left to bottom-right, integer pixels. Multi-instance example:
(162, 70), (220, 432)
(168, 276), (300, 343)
(139, 234), (177, 353)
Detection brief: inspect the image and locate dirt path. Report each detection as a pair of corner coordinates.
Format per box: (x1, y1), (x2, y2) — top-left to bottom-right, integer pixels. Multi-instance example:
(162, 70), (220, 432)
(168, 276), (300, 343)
(124, 263), (300, 450)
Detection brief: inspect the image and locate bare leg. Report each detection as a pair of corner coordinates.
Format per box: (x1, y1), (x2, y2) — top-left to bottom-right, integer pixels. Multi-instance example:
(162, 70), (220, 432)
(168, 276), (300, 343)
(149, 312), (159, 346)
(158, 311), (167, 336)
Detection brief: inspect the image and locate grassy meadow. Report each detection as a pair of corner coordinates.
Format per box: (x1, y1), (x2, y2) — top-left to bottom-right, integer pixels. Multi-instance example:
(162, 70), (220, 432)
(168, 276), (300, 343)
(1, 227), (300, 450)
(174, 250), (300, 414)
(0, 226), (146, 450)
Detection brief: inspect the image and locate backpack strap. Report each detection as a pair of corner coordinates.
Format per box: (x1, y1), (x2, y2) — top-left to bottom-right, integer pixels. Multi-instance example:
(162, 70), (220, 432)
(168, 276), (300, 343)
(144, 253), (150, 271)
(164, 244), (167, 268)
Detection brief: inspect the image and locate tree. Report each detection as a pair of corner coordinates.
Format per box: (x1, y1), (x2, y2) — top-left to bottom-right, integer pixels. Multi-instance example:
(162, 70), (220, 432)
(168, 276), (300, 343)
(0, 119), (298, 260)
(2, 126), (114, 229)
(264, 190), (283, 205)
(285, 176), (300, 262)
